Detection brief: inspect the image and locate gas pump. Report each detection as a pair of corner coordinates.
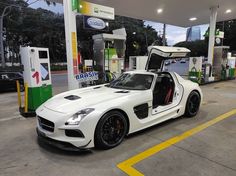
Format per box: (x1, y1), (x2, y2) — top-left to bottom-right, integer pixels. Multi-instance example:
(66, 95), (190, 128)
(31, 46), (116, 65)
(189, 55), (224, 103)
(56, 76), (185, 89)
(129, 56), (148, 71)
(188, 57), (203, 83)
(213, 46), (229, 80)
(92, 28), (126, 83)
(227, 53), (236, 79)
(19, 46), (52, 116)
(202, 63), (212, 84)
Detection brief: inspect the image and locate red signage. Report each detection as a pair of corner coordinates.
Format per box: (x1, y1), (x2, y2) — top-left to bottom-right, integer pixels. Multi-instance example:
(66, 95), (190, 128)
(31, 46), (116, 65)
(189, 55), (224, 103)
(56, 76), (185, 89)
(32, 71), (39, 84)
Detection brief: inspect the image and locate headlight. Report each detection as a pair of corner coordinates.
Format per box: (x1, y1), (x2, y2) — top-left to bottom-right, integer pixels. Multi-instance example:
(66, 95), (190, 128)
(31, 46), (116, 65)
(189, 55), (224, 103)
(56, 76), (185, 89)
(65, 108), (94, 125)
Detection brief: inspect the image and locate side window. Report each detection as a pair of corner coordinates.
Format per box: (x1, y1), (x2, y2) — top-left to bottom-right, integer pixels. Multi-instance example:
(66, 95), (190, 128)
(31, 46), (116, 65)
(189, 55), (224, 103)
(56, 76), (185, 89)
(147, 53), (164, 71)
(162, 58), (189, 76)
(14, 73), (22, 78)
(6, 73), (21, 79)
(7, 73), (14, 79)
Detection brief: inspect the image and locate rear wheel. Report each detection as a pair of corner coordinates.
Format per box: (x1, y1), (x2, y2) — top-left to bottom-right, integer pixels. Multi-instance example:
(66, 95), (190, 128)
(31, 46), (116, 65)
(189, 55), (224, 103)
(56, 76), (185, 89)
(185, 91), (200, 117)
(94, 111), (128, 149)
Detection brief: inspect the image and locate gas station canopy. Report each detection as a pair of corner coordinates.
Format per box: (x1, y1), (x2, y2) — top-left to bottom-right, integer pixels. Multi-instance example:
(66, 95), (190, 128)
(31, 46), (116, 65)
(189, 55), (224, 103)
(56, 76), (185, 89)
(48, 0), (235, 90)
(50, 0), (235, 27)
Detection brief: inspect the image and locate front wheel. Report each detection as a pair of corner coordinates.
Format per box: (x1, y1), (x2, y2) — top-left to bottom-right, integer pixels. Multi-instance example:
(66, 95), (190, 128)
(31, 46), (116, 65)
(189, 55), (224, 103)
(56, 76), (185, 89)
(184, 91), (201, 117)
(94, 111), (128, 149)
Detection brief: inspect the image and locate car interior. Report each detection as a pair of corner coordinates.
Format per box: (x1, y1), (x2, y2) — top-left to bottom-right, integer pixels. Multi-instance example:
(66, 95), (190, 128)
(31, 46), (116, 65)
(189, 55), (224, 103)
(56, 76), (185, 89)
(153, 73), (175, 108)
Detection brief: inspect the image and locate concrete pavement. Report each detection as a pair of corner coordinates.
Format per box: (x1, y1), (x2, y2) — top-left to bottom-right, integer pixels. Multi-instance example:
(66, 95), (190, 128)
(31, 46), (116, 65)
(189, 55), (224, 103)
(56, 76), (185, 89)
(0, 77), (236, 176)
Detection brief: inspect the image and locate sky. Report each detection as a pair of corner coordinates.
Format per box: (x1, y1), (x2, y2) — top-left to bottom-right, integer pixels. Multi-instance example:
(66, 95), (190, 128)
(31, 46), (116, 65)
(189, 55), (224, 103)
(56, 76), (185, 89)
(29, 0), (209, 46)
(144, 21), (209, 45)
(29, 0), (63, 13)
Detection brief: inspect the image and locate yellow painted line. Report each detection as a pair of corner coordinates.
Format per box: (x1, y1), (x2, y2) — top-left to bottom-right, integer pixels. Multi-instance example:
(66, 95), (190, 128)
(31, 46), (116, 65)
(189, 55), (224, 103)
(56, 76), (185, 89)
(117, 109), (236, 176)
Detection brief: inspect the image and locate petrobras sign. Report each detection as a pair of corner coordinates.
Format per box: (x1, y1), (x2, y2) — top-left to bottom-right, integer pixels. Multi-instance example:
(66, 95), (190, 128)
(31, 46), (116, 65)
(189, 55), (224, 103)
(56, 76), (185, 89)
(83, 16), (108, 31)
(75, 71), (99, 82)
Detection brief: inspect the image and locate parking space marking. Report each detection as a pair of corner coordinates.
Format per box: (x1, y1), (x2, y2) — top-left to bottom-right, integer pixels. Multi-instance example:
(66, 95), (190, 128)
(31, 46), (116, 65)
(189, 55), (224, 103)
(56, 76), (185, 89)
(117, 109), (236, 176)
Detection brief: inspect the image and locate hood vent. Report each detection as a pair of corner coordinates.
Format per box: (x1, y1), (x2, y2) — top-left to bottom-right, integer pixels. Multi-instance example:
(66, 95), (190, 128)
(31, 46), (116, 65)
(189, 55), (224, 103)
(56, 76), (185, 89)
(114, 90), (130, 93)
(64, 95), (81, 100)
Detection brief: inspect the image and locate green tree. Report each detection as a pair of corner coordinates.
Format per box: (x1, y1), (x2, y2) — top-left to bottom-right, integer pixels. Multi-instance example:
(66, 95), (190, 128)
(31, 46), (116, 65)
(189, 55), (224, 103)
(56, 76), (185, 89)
(217, 20), (236, 51)
(2, 0), (66, 63)
(175, 40), (208, 57)
(204, 20), (236, 53)
(1, 0), (162, 65)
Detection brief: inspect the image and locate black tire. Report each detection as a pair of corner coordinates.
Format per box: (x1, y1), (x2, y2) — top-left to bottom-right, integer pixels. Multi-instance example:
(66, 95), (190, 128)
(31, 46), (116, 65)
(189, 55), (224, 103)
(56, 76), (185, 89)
(94, 111), (128, 149)
(184, 91), (201, 117)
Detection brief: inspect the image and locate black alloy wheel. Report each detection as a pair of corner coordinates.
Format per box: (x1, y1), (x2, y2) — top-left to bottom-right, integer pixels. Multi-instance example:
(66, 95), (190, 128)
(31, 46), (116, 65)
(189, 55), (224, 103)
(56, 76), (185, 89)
(95, 111), (128, 149)
(185, 91), (201, 117)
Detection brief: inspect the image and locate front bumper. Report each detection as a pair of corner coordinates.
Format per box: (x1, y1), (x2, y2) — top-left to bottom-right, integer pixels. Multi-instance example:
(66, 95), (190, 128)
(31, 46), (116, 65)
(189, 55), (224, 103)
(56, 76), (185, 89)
(36, 127), (91, 151)
(36, 106), (99, 150)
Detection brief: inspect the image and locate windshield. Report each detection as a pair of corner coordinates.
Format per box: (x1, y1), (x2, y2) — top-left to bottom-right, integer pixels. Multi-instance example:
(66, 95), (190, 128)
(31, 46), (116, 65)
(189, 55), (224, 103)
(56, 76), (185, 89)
(108, 73), (154, 90)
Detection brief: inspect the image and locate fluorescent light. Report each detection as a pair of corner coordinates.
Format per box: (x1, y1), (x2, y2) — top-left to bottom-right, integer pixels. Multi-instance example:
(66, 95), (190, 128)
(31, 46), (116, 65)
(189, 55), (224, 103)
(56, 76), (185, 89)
(189, 17), (197, 21)
(225, 9), (232, 14)
(157, 8), (163, 14)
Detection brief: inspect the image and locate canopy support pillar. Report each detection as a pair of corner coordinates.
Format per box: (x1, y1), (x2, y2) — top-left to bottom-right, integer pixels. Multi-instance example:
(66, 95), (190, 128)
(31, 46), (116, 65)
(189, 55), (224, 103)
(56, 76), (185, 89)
(63, 0), (79, 90)
(207, 6), (218, 65)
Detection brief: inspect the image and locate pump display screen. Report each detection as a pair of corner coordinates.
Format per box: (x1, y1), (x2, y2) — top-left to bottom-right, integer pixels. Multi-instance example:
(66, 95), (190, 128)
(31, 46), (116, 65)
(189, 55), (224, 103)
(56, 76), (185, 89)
(40, 63), (49, 81)
(39, 51), (48, 59)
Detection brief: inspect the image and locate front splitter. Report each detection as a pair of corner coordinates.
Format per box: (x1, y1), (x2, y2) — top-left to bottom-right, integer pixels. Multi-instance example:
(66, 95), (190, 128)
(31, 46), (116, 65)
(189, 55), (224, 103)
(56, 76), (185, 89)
(36, 128), (91, 152)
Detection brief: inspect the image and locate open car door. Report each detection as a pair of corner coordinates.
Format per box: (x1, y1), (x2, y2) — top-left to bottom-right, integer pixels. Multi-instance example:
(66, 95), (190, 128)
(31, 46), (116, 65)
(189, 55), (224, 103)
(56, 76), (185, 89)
(145, 46), (190, 72)
(145, 46), (190, 119)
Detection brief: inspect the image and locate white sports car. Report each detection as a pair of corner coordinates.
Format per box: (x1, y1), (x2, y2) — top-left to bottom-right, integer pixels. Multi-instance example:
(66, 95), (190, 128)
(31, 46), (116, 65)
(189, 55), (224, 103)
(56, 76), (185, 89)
(36, 46), (202, 150)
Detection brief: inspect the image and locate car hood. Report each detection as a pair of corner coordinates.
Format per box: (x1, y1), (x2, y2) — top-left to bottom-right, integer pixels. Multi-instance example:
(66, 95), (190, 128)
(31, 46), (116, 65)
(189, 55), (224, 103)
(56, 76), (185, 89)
(43, 86), (138, 114)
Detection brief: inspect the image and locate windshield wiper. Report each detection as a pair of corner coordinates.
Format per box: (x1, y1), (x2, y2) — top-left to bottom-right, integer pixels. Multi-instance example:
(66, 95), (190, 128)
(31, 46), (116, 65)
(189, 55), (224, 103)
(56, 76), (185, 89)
(104, 84), (111, 87)
(105, 84), (118, 89)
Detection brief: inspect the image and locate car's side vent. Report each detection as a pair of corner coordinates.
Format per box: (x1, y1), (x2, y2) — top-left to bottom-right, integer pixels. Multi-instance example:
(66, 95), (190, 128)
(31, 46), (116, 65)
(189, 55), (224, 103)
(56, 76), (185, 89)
(134, 103), (149, 119)
(64, 95), (80, 100)
(114, 90), (130, 93)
